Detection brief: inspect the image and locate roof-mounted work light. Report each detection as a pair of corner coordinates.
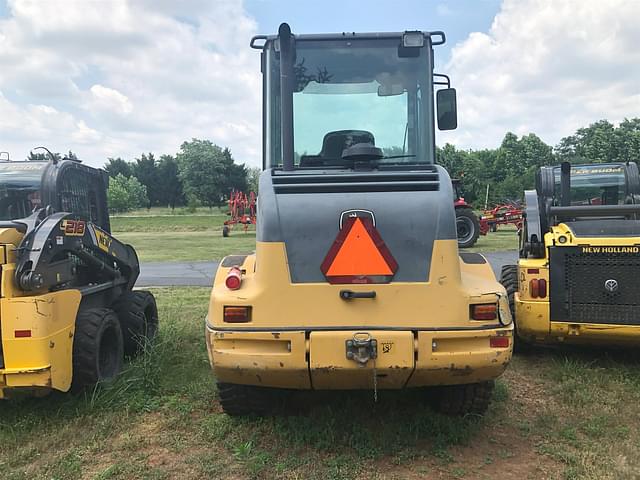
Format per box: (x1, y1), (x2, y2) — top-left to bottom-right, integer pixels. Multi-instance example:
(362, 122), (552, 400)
(402, 31), (424, 48)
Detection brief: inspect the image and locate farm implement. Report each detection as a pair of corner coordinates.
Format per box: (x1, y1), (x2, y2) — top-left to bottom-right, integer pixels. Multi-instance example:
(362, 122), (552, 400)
(222, 190), (256, 237)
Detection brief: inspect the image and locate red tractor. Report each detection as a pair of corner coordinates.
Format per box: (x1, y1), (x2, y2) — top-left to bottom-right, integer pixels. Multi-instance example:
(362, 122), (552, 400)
(452, 179), (481, 248)
(222, 190), (256, 237)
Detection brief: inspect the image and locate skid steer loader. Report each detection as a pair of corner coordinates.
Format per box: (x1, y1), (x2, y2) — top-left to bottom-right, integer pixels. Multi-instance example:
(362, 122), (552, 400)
(205, 24), (513, 416)
(0, 156), (157, 398)
(502, 161), (640, 348)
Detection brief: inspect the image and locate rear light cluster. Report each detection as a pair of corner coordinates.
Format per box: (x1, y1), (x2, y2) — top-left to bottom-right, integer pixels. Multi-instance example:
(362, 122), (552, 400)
(225, 266), (243, 290)
(471, 304), (497, 321)
(223, 306), (251, 323)
(529, 278), (547, 298)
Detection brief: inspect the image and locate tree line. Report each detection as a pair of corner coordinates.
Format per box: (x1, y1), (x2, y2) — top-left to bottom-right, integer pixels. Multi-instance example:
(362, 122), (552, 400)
(438, 118), (640, 207)
(24, 118), (640, 212)
(104, 139), (261, 212)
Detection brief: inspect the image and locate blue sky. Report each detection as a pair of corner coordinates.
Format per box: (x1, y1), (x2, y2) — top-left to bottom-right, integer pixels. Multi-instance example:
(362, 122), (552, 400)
(244, 0), (501, 68)
(0, 0), (638, 167)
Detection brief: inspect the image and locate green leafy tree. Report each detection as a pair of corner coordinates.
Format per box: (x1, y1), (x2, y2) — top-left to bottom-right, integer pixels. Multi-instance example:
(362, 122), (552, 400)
(556, 120), (618, 163)
(107, 174), (148, 213)
(177, 139), (248, 208)
(105, 157), (132, 178)
(27, 151), (61, 162)
(222, 147), (249, 193)
(247, 167), (261, 194)
(157, 154), (184, 209)
(132, 153), (162, 207)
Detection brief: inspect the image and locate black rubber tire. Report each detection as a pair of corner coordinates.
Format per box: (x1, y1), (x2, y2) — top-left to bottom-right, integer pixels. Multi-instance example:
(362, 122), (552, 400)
(431, 381), (494, 416)
(217, 382), (284, 416)
(72, 308), (124, 390)
(456, 208), (481, 248)
(222, 226), (230, 237)
(112, 290), (159, 357)
(500, 264), (530, 352)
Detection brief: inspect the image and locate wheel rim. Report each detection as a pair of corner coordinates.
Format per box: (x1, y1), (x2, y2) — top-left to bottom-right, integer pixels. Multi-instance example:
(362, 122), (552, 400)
(98, 323), (120, 380)
(457, 217), (474, 243)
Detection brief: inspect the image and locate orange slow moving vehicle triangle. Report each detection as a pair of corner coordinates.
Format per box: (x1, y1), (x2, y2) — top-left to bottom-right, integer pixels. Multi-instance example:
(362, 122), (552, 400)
(321, 216), (398, 284)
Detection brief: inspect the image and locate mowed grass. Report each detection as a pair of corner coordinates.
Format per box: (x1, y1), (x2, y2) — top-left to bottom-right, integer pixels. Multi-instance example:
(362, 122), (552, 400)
(3, 287), (640, 479)
(112, 207), (518, 263)
(111, 207), (255, 262)
(467, 224), (519, 253)
(116, 231), (256, 263)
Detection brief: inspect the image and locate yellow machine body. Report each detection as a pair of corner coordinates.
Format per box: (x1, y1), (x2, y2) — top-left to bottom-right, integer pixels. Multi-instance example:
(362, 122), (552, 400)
(206, 240), (513, 390)
(516, 224), (640, 346)
(0, 228), (81, 398)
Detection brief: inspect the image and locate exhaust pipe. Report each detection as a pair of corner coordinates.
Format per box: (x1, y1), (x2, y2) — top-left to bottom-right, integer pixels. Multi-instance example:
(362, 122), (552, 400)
(278, 23), (295, 171)
(560, 161), (571, 207)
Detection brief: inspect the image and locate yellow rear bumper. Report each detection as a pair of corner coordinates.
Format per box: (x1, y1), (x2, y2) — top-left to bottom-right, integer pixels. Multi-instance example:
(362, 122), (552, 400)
(205, 322), (513, 389)
(516, 296), (640, 346)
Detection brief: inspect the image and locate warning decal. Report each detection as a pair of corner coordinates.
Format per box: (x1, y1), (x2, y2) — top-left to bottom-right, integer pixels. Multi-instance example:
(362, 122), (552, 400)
(320, 216), (398, 284)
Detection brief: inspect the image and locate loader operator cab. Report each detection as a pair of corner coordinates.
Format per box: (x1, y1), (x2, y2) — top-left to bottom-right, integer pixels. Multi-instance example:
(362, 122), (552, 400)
(0, 158), (111, 232)
(551, 163), (632, 207)
(521, 162), (640, 257)
(259, 24), (457, 171)
(206, 24), (513, 417)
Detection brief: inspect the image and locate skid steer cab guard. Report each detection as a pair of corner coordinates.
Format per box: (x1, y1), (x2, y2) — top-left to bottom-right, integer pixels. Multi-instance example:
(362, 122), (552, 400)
(502, 161), (640, 348)
(205, 24), (513, 416)
(0, 157), (157, 399)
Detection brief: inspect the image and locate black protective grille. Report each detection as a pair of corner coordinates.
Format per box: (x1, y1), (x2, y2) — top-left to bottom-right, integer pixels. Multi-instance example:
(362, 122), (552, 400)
(271, 170), (439, 194)
(550, 247), (640, 325)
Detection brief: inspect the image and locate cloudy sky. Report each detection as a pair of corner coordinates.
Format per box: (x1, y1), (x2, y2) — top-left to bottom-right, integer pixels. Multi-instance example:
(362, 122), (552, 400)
(0, 0), (638, 167)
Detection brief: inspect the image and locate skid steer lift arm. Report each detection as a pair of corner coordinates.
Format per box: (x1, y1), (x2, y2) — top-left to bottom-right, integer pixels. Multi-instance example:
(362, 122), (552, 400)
(13, 210), (140, 294)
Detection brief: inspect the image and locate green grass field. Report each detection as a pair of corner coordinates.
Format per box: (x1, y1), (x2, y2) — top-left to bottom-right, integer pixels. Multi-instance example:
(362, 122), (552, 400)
(112, 208), (518, 262)
(111, 208), (255, 262)
(2, 287), (640, 479)
(467, 225), (519, 253)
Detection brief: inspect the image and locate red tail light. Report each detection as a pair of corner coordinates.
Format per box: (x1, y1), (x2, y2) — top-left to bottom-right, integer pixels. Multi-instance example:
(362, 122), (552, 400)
(530, 279), (539, 298)
(14, 329), (31, 338)
(225, 267), (242, 290)
(529, 279), (547, 299)
(538, 279), (547, 298)
(471, 304), (497, 320)
(490, 336), (510, 348)
(223, 306), (251, 323)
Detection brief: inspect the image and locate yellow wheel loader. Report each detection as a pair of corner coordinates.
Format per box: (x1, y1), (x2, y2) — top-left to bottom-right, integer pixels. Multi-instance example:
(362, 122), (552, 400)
(502, 161), (640, 348)
(0, 156), (157, 398)
(205, 23), (514, 416)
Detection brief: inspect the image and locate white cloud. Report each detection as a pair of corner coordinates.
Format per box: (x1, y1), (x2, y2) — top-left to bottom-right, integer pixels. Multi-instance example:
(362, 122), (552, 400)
(439, 0), (640, 150)
(89, 85), (133, 115)
(0, 0), (261, 166)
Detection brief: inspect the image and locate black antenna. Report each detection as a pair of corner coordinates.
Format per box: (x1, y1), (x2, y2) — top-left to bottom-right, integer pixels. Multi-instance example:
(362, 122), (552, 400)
(32, 146), (58, 164)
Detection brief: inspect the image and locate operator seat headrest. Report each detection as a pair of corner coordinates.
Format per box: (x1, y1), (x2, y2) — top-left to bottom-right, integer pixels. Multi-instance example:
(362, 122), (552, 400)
(320, 130), (375, 159)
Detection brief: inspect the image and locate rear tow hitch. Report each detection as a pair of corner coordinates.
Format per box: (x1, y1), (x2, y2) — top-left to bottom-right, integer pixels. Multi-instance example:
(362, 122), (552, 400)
(346, 332), (377, 367)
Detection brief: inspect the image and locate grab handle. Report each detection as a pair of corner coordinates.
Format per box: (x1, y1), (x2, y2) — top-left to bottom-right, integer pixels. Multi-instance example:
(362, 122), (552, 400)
(339, 290), (376, 300)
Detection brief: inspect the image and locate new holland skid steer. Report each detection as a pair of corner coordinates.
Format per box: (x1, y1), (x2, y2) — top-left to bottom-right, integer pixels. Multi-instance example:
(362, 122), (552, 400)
(205, 24), (513, 416)
(501, 161), (640, 347)
(0, 156), (157, 398)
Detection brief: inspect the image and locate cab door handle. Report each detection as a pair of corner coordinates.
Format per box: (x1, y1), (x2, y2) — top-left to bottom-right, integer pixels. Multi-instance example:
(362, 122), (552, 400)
(339, 290), (376, 300)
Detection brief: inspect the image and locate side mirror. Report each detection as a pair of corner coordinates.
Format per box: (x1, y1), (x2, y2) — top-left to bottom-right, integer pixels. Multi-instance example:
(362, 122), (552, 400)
(436, 88), (457, 131)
